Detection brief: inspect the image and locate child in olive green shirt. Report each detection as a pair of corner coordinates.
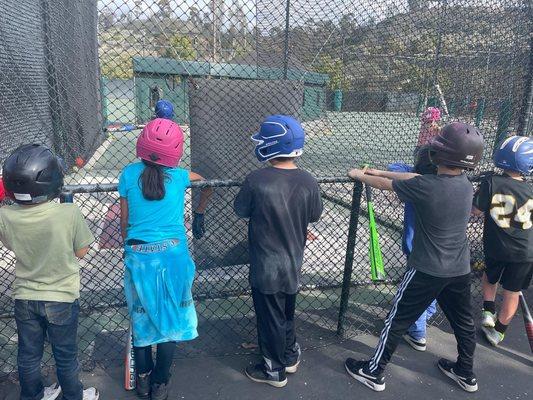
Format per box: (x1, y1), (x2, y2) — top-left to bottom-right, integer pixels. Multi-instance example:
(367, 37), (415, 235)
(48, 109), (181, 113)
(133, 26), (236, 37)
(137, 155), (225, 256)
(0, 144), (98, 400)
(0, 202), (94, 302)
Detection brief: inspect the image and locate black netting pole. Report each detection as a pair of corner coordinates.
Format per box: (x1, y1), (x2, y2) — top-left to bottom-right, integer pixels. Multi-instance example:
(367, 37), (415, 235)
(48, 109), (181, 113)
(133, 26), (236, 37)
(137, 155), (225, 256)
(432, 0), (446, 114)
(40, 0), (63, 158)
(518, 32), (533, 136)
(337, 181), (363, 336)
(282, 0), (290, 79)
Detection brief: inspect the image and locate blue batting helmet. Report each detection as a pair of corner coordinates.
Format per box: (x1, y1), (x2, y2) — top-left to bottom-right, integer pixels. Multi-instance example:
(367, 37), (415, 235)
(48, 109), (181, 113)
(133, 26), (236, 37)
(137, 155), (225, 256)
(154, 100), (174, 120)
(493, 135), (533, 175)
(251, 115), (305, 162)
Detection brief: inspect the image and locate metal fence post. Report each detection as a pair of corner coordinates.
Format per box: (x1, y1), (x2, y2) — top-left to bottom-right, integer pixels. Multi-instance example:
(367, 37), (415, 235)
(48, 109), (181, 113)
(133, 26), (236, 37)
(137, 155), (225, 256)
(336, 181), (364, 336)
(60, 192), (74, 203)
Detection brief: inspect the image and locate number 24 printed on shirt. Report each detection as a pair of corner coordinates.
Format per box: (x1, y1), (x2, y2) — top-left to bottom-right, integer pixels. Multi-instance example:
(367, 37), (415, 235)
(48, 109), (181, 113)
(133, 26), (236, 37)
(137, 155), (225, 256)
(490, 194), (533, 229)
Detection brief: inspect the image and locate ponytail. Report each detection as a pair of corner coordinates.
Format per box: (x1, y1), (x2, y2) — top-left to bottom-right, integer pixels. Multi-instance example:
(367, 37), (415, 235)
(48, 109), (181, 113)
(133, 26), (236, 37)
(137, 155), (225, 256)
(139, 161), (167, 200)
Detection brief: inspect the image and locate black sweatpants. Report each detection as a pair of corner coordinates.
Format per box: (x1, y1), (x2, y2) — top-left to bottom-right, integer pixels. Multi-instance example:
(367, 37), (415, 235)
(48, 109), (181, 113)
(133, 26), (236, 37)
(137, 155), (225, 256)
(252, 289), (301, 374)
(134, 342), (175, 384)
(369, 268), (476, 376)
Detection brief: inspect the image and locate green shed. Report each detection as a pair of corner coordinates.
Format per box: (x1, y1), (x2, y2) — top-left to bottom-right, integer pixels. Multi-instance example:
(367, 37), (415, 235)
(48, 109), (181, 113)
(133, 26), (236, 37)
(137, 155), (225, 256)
(132, 57), (329, 124)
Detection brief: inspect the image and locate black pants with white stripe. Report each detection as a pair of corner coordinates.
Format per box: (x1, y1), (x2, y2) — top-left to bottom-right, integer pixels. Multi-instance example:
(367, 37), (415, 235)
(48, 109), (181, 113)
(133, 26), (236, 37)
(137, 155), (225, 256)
(252, 289), (301, 374)
(369, 268), (476, 376)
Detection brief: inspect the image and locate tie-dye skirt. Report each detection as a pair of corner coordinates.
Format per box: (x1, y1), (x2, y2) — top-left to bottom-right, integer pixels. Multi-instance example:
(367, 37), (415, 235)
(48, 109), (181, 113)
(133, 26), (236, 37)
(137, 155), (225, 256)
(124, 238), (198, 347)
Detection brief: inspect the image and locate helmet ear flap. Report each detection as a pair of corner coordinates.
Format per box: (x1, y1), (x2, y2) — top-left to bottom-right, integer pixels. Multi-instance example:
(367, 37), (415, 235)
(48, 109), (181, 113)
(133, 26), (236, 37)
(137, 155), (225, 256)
(428, 149), (438, 166)
(415, 145), (438, 175)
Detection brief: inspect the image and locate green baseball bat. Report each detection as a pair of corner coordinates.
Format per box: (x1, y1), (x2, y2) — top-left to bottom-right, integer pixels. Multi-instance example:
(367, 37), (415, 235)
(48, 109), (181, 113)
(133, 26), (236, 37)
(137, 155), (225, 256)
(366, 183), (385, 281)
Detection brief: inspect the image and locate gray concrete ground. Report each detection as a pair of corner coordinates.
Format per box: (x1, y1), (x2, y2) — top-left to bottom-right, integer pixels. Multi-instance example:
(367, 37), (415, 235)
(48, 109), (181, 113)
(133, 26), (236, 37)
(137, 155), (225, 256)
(1, 307), (531, 400)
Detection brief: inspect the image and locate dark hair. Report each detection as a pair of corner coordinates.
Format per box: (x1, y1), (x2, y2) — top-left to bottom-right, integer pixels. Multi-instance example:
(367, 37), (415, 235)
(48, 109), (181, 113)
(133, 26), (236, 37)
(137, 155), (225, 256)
(139, 161), (168, 200)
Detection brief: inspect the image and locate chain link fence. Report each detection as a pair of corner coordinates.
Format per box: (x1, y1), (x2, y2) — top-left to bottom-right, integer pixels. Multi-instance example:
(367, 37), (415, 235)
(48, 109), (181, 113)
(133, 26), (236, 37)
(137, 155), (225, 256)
(0, 0), (531, 375)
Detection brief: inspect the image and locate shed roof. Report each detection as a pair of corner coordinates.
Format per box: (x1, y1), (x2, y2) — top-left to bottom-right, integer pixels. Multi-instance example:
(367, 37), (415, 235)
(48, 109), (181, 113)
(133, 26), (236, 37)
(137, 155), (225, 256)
(133, 57), (329, 85)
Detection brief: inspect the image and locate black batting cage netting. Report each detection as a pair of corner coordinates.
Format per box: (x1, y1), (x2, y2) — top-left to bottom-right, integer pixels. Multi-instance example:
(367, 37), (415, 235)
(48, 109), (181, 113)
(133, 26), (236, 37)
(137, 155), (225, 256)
(0, 0), (532, 374)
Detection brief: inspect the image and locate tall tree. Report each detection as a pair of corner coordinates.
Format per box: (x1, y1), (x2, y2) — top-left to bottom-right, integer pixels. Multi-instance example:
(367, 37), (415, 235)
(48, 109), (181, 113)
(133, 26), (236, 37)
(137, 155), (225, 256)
(162, 34), (197, 60)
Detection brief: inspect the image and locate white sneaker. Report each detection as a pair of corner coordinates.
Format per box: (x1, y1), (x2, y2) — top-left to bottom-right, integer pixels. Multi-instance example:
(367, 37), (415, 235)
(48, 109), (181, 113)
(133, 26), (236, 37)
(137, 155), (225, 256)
(481, 326), (504, 347)
(403, 334), (427, 351)
(285, 359), (300, 374)
(42, 383), (61, 400)
(83, 387), (100, 400)
(481, 310), (496, 328)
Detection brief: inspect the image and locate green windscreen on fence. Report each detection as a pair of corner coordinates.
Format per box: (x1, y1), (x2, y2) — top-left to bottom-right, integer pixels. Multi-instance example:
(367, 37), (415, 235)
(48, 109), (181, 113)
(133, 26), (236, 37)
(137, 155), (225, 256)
(0, 0), (103, 167)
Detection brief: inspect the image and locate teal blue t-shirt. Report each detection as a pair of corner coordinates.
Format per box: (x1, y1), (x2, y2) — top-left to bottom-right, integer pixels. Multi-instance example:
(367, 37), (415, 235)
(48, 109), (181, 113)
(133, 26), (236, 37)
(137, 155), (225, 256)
(118, 162), (190, 243)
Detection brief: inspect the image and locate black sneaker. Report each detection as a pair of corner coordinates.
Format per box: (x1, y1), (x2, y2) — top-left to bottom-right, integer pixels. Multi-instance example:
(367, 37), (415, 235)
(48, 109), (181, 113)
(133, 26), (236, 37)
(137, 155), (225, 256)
(245, 363), (287, 388)
(151, 382), (169, 400)
(344, 358), (385, 392)
(136, 371), (151, 398)
(437, 358), (478, 393)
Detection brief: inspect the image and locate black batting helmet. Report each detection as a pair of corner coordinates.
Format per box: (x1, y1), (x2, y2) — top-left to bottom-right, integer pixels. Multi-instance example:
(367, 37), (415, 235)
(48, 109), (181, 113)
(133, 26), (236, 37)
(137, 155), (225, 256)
(3, 144), (65, 204)
(429, 122), (484, 170)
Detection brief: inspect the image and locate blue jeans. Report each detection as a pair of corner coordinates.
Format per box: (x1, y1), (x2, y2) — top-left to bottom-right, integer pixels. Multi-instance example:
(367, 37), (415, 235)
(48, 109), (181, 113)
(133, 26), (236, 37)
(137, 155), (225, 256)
(407, 300), (437, 340)
(15, 300), (83, 400)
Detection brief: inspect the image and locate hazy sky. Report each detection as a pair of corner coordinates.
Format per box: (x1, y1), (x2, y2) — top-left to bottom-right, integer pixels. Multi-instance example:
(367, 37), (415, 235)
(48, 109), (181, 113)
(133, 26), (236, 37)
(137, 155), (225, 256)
(97, 0), (523, 29)
(97, 0), (416, 22)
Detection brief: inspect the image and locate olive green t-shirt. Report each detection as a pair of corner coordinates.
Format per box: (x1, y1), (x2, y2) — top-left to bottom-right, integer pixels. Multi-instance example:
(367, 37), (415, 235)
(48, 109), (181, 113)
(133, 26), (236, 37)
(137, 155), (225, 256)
(0, 202), (94, 302)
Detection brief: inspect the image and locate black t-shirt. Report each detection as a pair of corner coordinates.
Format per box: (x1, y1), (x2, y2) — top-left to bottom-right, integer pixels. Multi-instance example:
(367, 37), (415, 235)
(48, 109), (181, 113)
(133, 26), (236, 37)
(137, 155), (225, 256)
(234, 167), (323, 294)
(392, 174), (473, 277)
(473, 174), (533, 262)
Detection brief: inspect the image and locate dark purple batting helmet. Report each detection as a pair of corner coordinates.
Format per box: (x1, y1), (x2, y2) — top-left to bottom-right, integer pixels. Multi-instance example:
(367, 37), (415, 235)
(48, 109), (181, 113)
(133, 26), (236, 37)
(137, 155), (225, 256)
(429, 122), (484, 170)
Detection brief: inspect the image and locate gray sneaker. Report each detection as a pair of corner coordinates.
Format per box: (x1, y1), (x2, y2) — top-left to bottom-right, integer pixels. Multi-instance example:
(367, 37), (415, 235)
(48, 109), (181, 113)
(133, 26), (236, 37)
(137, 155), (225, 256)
(82, 388), (99, 400)
(482, 326), (504, 346)
(481, 310), (496, 328)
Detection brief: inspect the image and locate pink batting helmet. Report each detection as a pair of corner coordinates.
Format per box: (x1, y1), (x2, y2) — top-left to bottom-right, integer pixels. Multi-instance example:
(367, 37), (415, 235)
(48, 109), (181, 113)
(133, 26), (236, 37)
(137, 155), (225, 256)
(421, 107), (441, 123)
(136, 118), (184, 167)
